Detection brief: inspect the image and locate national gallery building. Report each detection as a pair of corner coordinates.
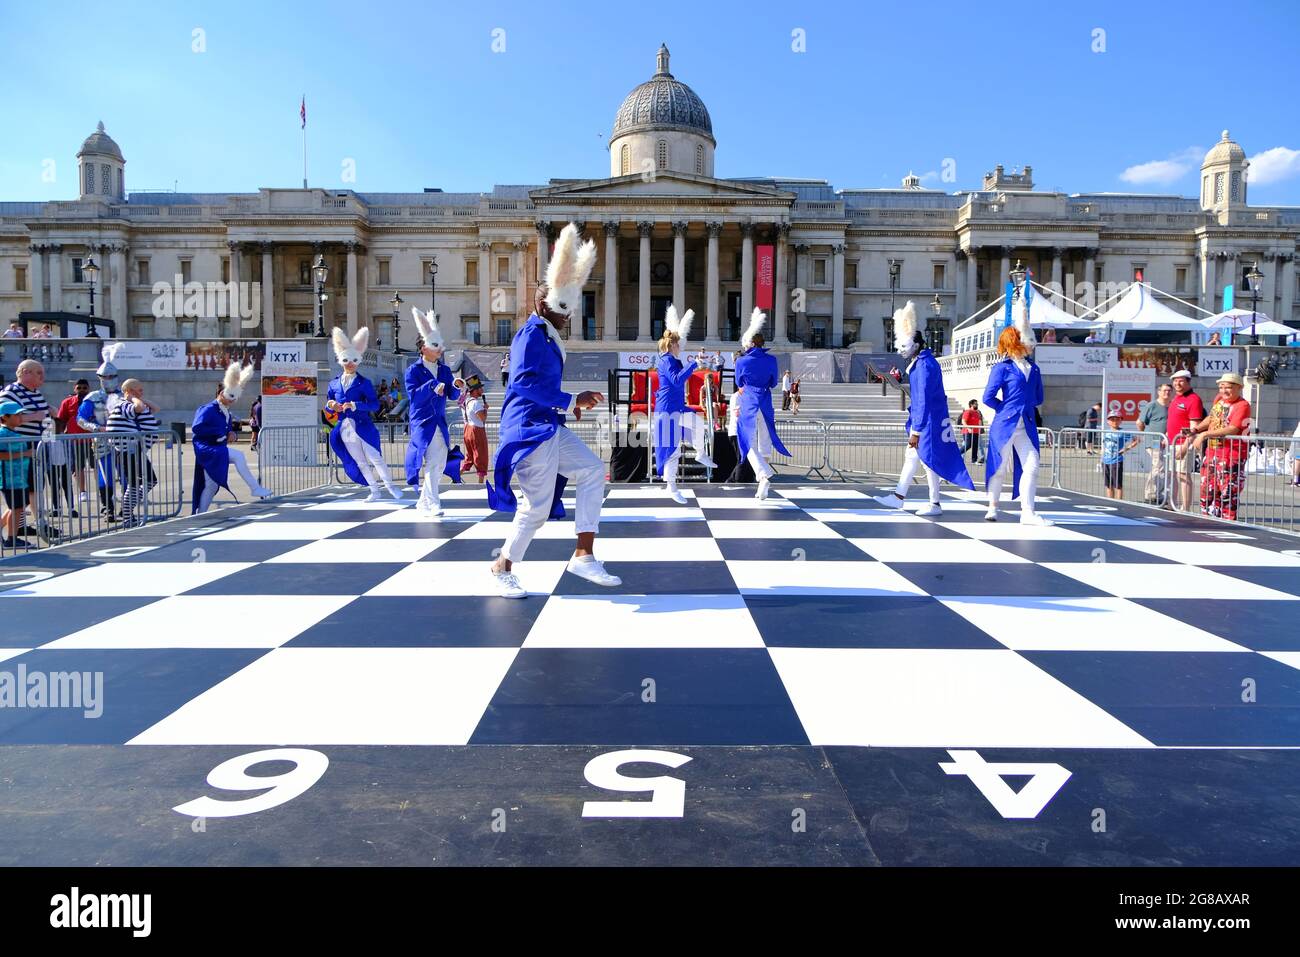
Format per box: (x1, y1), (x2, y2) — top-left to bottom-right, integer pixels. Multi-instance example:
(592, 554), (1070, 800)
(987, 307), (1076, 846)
(2, 45), (1298, 353)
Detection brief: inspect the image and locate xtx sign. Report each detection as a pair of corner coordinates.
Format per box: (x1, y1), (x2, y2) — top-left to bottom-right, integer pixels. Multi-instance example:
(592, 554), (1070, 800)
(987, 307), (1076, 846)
(266, 341), (306, 364)
(1197, 348), (1240, 377)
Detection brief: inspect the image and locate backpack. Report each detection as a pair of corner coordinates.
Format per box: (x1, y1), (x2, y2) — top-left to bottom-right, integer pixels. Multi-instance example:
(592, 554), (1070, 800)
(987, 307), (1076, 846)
(1077, 410), (1089, 428)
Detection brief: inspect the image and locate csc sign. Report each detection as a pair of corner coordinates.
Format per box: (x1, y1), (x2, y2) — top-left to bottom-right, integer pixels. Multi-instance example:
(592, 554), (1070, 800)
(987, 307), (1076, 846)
(1198, 348), (1240, 378)
(619, 351), (656, 370)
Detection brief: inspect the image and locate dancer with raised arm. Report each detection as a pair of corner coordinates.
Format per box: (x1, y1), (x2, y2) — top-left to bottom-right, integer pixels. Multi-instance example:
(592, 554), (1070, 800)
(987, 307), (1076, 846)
(327, 327), (403, 503)
(486, 223), (619, 598)
(654, 305), (717, 504)
(404, 308), (465, 517)
(733, 309), (790, 500)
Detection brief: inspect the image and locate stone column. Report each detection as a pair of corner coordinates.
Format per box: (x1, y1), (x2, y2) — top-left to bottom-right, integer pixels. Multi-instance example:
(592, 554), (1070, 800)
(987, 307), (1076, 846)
(1260, 253), (1277, 316)
(999, 246), (1012, 293)
(514, 240), (528, 326)
(535, 221), (551, 283)
(1277, 253), (1295, 325)
(955, 248), (968, 319)
(478, 241), (492, 344)
(672, 221), (687, 316)
(110, 244), (128, 333)
(831, 243), (845, 347)
(705, 222), (722, 341)
(1084, 248), (1097, 314)
(793, 243), (810, 340)
(1050, 246), (1063, 293)
(774, 223), (789, 343)
(1197, 248), (1209, 314)
(28, 245), (45, 312)
(48, 244), (63, 311)
(226, 242), (242, 336)
(740, 223), (755, 321)
(637, 221), (652, 340)
(260, 243), (275, 337)
(603, 222), (619, 341)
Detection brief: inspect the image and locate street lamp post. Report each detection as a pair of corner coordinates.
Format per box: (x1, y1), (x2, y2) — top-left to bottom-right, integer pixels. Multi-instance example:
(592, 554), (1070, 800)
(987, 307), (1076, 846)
(429, 255), (438, 313)
(888, 259), (902, 322)
(83, 257), (101, 338)
(390, 292), (404, 355)
(1245, 262), (1264, 345)
(312, 255), (329, 338)
(930, 293), (942, 353)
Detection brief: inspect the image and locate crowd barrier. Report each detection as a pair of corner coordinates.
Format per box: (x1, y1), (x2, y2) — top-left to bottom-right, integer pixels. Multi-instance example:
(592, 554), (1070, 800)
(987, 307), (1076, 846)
(255, 425), (336, 498)
(0, 431), (185, 559)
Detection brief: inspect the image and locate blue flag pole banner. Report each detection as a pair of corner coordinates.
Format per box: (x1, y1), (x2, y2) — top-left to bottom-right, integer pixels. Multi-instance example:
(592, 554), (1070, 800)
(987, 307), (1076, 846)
(1224, 284), (1235, 311)
(1000, 281), (1014, 331)
(1025, 270), (1034, 311)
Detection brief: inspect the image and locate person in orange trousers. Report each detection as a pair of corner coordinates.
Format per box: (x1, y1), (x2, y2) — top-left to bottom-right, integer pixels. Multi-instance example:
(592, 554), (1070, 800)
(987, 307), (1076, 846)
(459, 375), (491, 483)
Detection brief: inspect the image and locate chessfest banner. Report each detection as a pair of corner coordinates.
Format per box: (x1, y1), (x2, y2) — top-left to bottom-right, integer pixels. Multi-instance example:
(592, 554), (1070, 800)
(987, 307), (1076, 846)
(1102, 366), (1156, 425)
(260, 359), (320, 465)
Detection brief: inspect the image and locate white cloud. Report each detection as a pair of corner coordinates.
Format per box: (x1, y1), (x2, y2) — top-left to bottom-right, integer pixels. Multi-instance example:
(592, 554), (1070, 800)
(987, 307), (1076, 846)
(1119, 146), (1203, 186)
(918, 170), (939, 183)
(1246, 146), (1300, 186)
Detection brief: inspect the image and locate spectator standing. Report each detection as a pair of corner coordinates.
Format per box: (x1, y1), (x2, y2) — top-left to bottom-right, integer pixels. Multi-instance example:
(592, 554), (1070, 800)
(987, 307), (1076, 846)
(790, 377), (802, 416)
(55, 379), (92, 506)
(459, 374), (490, 483)
(1085, 401), (1101, 452)
(2, 322), (23, 339)
(30, 324), (52, 340)
(1101, 412), (1140, 499)
(249, 395), (263, 451)
(107, 378), (161, 526)
(1290, 419), (1300, 487)
(781, 369), (792, 410)
(1137, 382), (1172, 505)
(0, 400), (33, 547)
(1183, 372), (1251, 521)
(1167, 369), (1206, 511)
(500, 351), (510, 388)
(0, 359), (53, 539)
(961, 399), (984, 463)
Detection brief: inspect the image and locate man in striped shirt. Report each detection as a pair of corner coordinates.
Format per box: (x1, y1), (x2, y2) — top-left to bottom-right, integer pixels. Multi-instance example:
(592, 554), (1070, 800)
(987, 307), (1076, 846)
(107, 378), (161, 527)
(0, 359), (56, 541)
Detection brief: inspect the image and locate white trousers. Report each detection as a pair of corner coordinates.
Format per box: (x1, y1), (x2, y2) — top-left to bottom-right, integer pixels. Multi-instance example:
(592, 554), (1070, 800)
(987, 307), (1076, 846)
(746, 415), (775, 481)
(895, 444), (942, 502)
(419, 429), (448, 509)
(663, 411), (708, 488)
(197, 447), (259, 513)
(986, 423), (1041, 512)
(340, 418), (393, 489)
(501, 427), (604, 563)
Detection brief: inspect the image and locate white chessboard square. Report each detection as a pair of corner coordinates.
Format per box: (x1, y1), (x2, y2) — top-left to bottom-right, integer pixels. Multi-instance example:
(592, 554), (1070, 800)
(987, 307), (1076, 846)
(605, 486), (694, 500)
(453, 520), (577, 540)
(599, 506), (706, 522)
(1111, 540), (1300, 567)
(1261, 651), (1300, 672)
(708, 519), (840, 539)
(848, 537), (1030, 564)
(524, 594), (764, 648)
(0, 649), (31, 664)
(941, 521), (1099, 542)
(695, 497), (799, 510)
(44, 595), (357, 649)
(726, 560), (926, 597)
(0, 562), (254, 598)
(128, 647), (518, 746)
(769, 647), (1153, 748)
(1043, 562), (1298, 600)
(800, 509), (926, 524)
(775, 488), (871, 500)
(938, 596), (1250, 652)
(368, 507), (494, 523)
(302, 499), (407, 511)
(199, 522), (361, 541)
(590, 537), (724, 562)
(367, 561), (567, 597)
(266, 538), (450, 564)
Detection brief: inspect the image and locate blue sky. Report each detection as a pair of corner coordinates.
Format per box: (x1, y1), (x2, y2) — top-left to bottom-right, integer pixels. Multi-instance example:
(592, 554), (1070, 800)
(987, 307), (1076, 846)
(3, 0), (1298, 203)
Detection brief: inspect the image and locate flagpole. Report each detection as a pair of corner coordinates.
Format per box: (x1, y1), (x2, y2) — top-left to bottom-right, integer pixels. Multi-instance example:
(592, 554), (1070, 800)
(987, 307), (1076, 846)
(301, 94), (308, 189)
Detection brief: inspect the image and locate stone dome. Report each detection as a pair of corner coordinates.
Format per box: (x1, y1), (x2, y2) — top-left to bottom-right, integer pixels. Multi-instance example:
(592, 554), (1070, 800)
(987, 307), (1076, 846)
(78, 121), (124, 161)
(612, 45), (714, 144)
(1203, 130), (1245, 167)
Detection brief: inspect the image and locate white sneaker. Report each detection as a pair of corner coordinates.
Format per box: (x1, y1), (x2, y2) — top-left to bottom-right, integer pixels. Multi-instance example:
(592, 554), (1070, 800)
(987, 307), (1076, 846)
(669, 489), (689, 505)
(491, 568), (526, 599)
(915, 502), (943, 518)
(695, 453), (717, 469)
(365, 487), (383, 503)
(756, 477), (770, 500)
(566, 556), (621, 586)
(417, 501), (443, 518)
(252, 486), (274, 500)
(385, 483), (404, 501)
(985, 506), (999, 522)
(874, 492), (906, 509)
(1020, 511), (1055, 527)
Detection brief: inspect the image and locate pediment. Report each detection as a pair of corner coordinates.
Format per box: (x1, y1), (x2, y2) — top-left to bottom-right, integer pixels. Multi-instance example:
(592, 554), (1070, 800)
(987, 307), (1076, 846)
(531, 172), (793, 203)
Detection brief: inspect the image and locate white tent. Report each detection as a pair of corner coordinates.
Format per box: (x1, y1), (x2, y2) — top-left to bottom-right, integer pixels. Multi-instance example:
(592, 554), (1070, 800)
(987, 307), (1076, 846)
(1089, 283), (1209, 343)
(1202, 308), (1273, 330)
(952, 285), (1095, 353)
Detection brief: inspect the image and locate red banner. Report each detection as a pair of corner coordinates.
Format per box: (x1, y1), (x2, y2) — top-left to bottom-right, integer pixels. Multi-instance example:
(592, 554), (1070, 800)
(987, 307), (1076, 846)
(755, 244), (774, 310)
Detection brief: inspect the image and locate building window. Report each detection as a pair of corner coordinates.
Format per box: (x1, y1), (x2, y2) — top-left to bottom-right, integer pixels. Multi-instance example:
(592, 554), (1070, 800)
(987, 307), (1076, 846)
(497, 257), (510, 283)
(695, 144), (705, 175)
(583, 292), (596, 339)
(466, 259), (478, 285)
(1214, 172), (1224, 204)
(463, 318), (480, 345)
(495, 317), (512, 346)
(101, 164), (110, 194)
(72, 258), (84, 283)
(179, 319), (196, 339)
(117, 168), (123, 197)
(844, 262), (858, 288)
(1175, 266), (1187, 293)
(84, 164), (94, 194)
(299, 259), (312, 285)
(620, 144), (630, 176)
(814, 259), (827, 286)
(134, 318), (154, 338)
(1230, 171), (1241, 202)
(656, 139), (668, 170)
(1132, 265), (1145, 283)
(180, 259), (193, 284)
(1202, 176), (1209, 206)
(136, 259), (150, 285)
(976, 263), (986, 291)
(933, 263), (946, 288)
(221, 258), (230, 283)
(14, 265), (27, 292)
(732, 252), (742, 281)
(377, 259), (390, 285)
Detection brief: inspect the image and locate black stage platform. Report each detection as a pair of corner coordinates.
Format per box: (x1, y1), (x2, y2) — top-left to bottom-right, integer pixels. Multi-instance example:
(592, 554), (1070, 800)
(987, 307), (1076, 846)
(1, 483), (1298, 865)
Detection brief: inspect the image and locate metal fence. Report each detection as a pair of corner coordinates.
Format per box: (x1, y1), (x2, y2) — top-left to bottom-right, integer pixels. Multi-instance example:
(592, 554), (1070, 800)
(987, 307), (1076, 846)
(256, 425), (336, 497)
(0, 431), (184, 559)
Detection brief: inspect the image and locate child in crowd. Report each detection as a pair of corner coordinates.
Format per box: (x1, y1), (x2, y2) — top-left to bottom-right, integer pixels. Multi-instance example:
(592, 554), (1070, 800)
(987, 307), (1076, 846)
(0, 400), (33, 547)
(1101, 411), (1140, 499)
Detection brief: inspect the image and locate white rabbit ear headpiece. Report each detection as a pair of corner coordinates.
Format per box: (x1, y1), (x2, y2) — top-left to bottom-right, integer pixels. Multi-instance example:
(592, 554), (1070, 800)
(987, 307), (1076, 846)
(221, 361), (256, 402)
(1013, 294), (1036, 351)
(411, 307), (444, 351)
(96, 342), (124, 378)
(741, 308), (766, 350)
(676, 308), (695, 344)
(892, 300), (925, 359)
(332, 326), (368, 365)
(544, 222), (597, 318)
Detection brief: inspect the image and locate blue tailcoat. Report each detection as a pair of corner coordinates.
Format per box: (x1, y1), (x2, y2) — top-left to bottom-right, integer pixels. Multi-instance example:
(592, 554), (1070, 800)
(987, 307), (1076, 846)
(327, 374), (384, 487)
(982, 357), (1044, 499)
(653, 352), (698, 476)
(485, 314), (570, 519)
(191, 399), (233, 513)
(905, 349), (974, 491)
(403, 359), (465, 487)
(734, 346), (790, 463)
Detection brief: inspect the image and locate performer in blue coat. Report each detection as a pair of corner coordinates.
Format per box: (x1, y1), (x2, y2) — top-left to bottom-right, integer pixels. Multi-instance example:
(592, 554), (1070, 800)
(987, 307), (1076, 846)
(404, 307), (465, 517)
(654, 305), (717, 504)
(982, 303), (1053, 525)
(191, 361), (272, 513)
(327, 327), (403, 502)
(874, 301), (973, 516)
(733, 308), (790, 500)
(486, 222), (619, 598)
